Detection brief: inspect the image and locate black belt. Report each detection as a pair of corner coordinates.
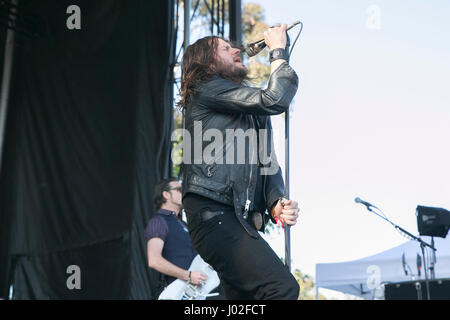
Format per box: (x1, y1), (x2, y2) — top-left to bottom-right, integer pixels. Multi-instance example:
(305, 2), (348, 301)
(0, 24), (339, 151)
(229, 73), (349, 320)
(187, 210), (225, 231)
(187, 209), (264, 232)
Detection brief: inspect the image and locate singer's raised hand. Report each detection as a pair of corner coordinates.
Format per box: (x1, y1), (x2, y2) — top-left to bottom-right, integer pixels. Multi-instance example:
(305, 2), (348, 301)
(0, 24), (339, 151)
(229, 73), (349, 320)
(263, 24), (287, 51)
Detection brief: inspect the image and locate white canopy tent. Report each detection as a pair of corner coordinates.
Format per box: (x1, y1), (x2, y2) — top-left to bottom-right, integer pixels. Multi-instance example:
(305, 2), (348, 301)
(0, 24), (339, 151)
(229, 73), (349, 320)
(315, 237), (450, 299)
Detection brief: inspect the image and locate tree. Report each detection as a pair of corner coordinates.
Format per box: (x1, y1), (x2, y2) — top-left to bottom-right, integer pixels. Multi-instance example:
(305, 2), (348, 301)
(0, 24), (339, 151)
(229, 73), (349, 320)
(293, 268), (327, 300)
(241, 3), (271, 86)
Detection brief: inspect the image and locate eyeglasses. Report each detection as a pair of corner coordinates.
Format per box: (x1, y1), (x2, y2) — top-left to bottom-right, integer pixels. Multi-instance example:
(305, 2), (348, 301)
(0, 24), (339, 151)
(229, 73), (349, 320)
(169, 186), (182, 192)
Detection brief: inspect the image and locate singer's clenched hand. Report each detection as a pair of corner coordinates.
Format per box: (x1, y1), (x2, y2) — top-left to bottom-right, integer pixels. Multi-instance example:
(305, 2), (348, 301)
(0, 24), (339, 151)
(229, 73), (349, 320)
(264, 24), (287, 51)
(272, 199), (300, 226)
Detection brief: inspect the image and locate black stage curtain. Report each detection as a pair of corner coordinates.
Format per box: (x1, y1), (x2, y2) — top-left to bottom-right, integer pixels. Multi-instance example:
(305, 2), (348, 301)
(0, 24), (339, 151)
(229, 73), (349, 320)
(0, 16), (4, 89)
(0, 0), (175, 299)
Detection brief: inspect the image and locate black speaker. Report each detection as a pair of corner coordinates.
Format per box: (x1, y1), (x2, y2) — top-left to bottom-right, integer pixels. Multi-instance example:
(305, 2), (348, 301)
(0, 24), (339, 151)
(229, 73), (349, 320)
(416, 205), (450, 238)
(384, 278), (450, 300)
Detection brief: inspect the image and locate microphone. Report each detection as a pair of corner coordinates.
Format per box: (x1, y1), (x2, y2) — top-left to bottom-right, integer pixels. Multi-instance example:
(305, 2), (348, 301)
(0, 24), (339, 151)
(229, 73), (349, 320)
(241, 21), (301, 57)
(354, 197), (378, 209)
(402, 253), (408, 276)
(417, 253), (422, 277)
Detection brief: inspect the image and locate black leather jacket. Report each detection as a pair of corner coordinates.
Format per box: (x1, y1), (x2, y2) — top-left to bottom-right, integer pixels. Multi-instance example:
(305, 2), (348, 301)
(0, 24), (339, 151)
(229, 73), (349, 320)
(182, 62), (299, 238)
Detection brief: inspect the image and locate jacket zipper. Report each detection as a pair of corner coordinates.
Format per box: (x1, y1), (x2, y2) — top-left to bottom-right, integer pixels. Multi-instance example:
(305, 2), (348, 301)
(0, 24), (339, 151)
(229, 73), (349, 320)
(244, 116), (257, 219)
(262, 117), (269, 206)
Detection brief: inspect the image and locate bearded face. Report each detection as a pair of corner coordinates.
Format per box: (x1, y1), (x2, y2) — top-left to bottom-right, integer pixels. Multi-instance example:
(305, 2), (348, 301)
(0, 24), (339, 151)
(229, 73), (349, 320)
(213, 38), (248, 83)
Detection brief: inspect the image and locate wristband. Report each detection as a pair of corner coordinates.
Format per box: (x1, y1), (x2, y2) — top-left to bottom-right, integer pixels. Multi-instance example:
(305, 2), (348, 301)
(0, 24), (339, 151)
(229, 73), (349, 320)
(188, 271), (191, 282)
(271, 205), (277, 218)
(269, 48), (289, 64)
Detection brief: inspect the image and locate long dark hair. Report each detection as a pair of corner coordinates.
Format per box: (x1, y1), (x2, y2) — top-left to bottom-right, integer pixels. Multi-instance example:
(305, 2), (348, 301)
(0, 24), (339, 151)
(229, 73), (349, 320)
(176, 36), (219, 110)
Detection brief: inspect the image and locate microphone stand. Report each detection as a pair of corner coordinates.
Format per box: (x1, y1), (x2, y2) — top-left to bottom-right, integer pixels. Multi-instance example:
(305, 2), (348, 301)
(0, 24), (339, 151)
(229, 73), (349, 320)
(284, 96), (291, 272)
(430, 237), (436, 280)
(362, 205), (436, 300)
(284, 33), (293, 272)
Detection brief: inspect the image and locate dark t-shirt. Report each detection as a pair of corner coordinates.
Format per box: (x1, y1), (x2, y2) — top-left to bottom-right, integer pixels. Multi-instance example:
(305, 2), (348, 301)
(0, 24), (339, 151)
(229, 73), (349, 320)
(145, 209), (197, 284)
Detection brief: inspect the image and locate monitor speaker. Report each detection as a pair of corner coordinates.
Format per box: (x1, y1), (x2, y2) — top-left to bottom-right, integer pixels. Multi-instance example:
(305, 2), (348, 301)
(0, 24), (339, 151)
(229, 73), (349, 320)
(384, 278), (450, 300)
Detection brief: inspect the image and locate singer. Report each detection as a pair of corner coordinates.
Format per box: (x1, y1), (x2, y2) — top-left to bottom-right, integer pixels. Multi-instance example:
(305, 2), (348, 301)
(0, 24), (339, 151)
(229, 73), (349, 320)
(178, 24), (300, 300)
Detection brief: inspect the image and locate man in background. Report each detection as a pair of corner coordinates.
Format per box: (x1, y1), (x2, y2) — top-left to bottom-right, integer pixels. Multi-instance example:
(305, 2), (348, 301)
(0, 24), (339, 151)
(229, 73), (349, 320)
(145, 178), (207, 295)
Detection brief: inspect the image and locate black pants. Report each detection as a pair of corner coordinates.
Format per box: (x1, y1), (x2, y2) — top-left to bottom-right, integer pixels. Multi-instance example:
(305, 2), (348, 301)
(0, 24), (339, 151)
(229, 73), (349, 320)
(183, 194), (299, 300)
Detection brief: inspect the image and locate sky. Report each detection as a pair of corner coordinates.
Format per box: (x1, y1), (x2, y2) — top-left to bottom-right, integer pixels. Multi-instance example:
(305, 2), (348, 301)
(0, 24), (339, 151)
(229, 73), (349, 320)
(247, 0), (450, 296)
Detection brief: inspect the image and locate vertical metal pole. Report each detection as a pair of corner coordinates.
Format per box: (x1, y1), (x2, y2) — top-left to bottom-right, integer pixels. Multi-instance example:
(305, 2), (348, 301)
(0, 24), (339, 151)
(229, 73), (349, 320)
(210, 0), (214, 35)
(216, 0), (220, 36)
(430, 237), (436, 280)
(285, 109), (291, 271)
(284, 33), (294, 272)
(229, 0), (242, 45)
(0, 0), (18, 175)
(183, 0), (190, 52)
(180, 0), (190, 179)
(420, 243), (431, 300)
(221, 0), (225, 37)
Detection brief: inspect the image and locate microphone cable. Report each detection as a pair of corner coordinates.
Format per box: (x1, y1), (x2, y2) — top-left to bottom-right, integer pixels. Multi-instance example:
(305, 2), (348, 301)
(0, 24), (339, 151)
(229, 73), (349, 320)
(288, 21), (304, 57)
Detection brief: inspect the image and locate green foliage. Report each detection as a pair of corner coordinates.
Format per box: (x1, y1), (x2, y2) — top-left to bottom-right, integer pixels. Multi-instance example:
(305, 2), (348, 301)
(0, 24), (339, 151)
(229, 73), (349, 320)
(172, 109), (184, 178)
(293, 269), (327, 300)
(241, 3), (270, 86)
